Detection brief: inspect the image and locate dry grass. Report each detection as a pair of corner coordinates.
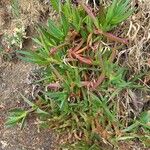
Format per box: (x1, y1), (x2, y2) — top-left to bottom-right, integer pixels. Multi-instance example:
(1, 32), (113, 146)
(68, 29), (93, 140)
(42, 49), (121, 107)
(111, 0), (150, 116)
(127, 1), (150, 72)
(19, 0), (47, 25)
(0, 0), (55, 52)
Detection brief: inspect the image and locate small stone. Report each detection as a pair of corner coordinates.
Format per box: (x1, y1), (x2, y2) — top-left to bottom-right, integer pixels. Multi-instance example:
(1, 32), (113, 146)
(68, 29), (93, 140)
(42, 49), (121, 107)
(1, 140), (8, 149)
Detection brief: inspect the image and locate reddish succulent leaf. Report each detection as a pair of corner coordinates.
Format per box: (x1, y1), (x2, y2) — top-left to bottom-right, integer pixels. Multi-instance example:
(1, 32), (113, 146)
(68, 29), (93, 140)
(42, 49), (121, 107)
(91, 41), (100, 51)
(76, 46), (88, 54)
(95, 29), (128, 45)
(77, 0), (97, 23)
(50, 43), (68, 55)
(91, 48), (118, 90)
(81, 81), (91, 87)
(73, 53), (93, 65)
(47, 83), (61, 89)
(46, 81), (92, 89)
(50, 47), (57, 55)
(74, 39), (84, 52)
(103, 32), (128, 45)
(148, 59), (150, 65)
(91, 73), (105, 90)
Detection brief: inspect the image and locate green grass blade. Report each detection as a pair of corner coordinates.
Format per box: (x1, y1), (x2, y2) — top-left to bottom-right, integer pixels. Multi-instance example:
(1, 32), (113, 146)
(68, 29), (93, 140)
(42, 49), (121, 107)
(50, 0), (61, 12)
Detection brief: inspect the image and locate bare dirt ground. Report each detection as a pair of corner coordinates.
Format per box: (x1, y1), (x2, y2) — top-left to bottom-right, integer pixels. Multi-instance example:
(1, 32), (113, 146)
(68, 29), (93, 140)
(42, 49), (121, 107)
(0, 58), (56, 150)
(0, 0), (57, 150)
(0, 0), (150, 150)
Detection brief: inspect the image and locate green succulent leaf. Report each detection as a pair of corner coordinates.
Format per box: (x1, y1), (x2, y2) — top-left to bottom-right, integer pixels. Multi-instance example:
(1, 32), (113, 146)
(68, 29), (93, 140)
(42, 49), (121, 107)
(5, 109), (27, 128)
(139, 111), (150, 128)
(36, 108), (49, 115)
(47, 19), (64, 40)
(61, 12), (69, 36)
(101, 0), (134, 31)
(50, 0), (61, 12)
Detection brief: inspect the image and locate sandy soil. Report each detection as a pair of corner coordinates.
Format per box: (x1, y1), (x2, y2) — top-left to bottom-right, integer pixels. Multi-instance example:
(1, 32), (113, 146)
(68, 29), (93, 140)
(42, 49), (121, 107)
(0, 58), (56, 150)
(0, 1), (56, 150)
